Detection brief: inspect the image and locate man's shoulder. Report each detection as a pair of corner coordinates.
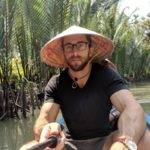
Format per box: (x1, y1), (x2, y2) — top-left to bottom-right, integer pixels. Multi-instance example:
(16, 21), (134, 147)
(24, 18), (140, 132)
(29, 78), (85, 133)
(49, 74), (60, 82)
(48, 70), (68, 85)
(92, 63), (112, 74)
(92, 63), (104, 70)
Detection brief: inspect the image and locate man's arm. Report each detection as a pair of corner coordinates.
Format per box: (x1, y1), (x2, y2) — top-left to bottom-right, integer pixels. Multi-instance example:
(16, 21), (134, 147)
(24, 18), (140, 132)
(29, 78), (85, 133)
(110, 89), (146, 144)
(19, 103), (64, 150)
(34, 102), (60, 141)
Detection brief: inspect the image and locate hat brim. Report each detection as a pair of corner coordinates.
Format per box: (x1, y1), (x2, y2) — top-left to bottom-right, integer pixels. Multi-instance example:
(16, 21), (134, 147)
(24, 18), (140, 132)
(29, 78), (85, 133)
(40, 25), (114, 68)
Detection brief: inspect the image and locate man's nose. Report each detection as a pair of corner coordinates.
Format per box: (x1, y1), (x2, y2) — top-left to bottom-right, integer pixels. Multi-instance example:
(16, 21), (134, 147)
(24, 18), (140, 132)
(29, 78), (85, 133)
(72, 45), (78, 56)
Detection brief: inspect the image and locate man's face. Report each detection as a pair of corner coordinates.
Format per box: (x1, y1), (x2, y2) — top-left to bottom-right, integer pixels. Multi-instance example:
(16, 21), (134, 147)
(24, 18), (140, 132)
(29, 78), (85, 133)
(62, 35), (91, 71)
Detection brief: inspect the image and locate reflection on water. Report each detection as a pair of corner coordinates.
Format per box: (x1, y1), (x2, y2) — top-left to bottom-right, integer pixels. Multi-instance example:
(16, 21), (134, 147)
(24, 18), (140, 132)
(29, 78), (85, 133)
(129, 82), (150, 114)
(0, 110), (39, 150)
(0, 83), (150, 150)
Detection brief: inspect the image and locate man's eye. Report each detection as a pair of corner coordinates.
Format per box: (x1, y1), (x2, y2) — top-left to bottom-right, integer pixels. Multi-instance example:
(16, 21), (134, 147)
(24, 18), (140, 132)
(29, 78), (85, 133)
(78, 43), (84, 47)
(65, 45), (72, 49)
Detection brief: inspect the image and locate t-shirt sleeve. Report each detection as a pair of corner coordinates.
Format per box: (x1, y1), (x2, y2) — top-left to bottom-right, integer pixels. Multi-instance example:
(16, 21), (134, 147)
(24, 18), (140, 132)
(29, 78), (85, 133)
(102, 67), (128, 98)
(44, 74), (60, 104)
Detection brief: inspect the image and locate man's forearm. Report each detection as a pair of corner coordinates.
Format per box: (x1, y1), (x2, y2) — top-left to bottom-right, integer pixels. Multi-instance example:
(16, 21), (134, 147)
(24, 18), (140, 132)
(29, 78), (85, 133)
(34, 116), (50, 141)
(33, 102), (60, 141)
(34, 116), (50, 130)
(117, 105), (146, 143)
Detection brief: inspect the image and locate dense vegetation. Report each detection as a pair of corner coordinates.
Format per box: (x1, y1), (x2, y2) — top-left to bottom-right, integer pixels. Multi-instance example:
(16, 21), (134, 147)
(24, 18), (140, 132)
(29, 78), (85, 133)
(0, 0), (150, 119)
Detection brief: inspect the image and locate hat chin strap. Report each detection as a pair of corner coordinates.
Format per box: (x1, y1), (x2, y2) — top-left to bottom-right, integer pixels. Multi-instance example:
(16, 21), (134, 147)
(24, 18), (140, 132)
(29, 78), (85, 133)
(71, 69), (91, 89)
(89, 51), (102, 64)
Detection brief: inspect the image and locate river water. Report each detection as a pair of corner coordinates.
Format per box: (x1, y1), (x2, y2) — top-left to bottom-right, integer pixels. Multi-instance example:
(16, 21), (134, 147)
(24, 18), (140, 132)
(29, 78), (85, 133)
(0, 83), (150, 150)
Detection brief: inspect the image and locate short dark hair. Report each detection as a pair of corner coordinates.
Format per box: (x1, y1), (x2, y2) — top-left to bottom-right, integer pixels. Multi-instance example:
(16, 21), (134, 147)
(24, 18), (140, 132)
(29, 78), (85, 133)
(86, 34), (91, 48)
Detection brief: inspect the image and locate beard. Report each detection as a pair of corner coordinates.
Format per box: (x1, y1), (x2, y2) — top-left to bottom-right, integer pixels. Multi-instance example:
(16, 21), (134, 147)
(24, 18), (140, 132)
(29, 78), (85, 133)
(65, 56), (89, 71)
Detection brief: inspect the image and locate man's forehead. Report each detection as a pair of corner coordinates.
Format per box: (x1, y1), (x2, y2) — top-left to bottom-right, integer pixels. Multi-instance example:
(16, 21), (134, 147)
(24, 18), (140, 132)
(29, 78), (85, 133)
(63, 34), (87, 43)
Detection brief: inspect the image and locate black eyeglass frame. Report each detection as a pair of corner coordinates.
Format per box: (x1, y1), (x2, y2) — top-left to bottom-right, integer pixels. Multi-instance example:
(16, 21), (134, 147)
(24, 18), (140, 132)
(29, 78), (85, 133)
(62, 41), (89, 53)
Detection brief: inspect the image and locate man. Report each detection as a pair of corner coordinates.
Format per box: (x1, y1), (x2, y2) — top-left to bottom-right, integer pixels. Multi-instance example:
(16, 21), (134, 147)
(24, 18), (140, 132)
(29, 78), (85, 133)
(20, 26), (150, 150)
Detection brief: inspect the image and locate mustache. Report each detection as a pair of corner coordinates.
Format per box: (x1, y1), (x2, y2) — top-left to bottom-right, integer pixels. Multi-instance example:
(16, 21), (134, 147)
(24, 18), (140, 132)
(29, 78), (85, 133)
(69, 56), (82, 60)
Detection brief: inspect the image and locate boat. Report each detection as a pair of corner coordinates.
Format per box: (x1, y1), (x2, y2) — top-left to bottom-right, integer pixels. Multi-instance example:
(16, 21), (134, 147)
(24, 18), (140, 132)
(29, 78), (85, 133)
(146, 114), (150, 128)
(26, 115), (150, 150)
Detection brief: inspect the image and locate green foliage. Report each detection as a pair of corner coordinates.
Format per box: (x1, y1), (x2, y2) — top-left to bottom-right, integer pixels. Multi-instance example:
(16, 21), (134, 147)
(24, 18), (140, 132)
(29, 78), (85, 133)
(11, 57), (23, 79)
(0, 0), (149, 83)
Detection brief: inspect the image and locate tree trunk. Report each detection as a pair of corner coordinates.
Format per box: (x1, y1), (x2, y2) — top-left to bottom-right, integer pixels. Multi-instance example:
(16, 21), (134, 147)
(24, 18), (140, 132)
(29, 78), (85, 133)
(21, 77), (26, 118)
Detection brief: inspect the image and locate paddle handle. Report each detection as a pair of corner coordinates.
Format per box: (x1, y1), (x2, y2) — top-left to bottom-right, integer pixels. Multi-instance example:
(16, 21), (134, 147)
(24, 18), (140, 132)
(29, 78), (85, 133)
(27, 136), (57, 150)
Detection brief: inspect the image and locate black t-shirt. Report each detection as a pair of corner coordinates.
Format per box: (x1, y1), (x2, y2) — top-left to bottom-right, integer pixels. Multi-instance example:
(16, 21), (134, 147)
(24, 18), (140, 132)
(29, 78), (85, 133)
(44, 63), (128, 140)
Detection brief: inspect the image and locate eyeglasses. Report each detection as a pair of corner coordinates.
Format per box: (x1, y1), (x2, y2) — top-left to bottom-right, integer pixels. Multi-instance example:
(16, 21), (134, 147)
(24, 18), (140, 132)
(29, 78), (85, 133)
(62, 41), (89, 53)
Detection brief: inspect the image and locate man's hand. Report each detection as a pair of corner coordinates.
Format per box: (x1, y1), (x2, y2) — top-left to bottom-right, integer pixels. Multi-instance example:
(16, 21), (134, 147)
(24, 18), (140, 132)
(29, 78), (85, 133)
(34, 123), (45, 141)
(110, 141), (128, 150)
(39, 122), (66, 150)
